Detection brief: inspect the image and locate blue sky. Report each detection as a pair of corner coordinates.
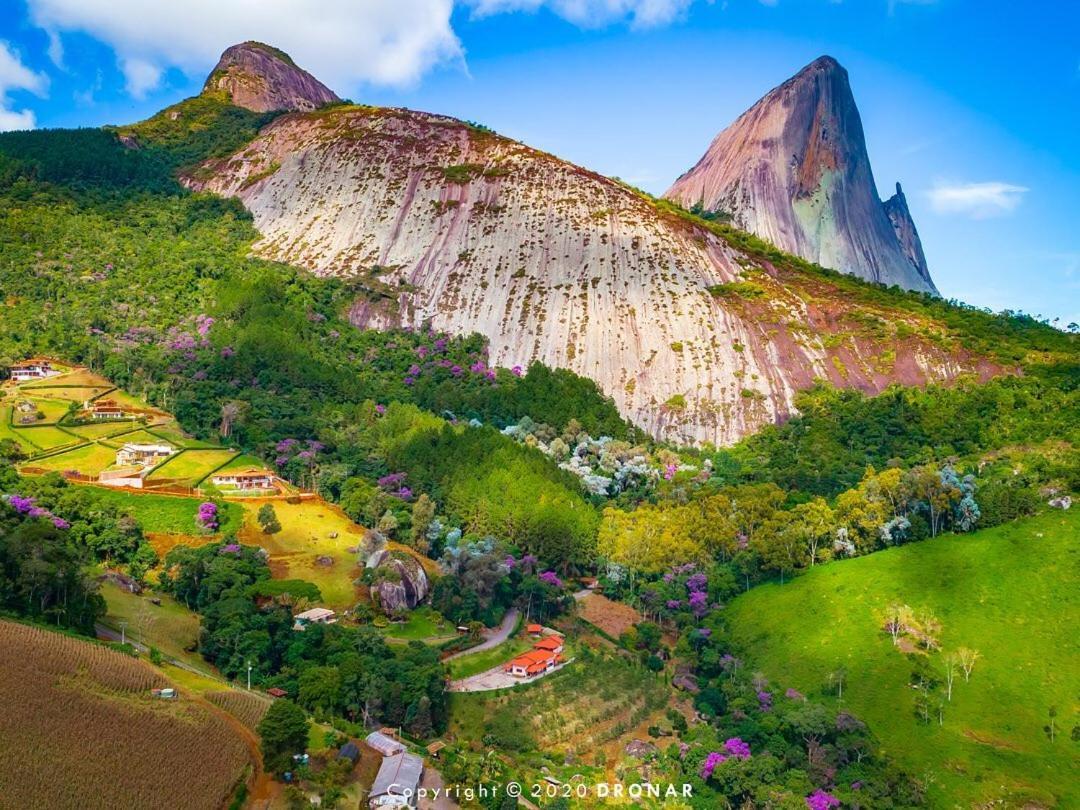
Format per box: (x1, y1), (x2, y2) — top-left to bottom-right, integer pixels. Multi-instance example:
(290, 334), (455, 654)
(1, 0), (1077, 326)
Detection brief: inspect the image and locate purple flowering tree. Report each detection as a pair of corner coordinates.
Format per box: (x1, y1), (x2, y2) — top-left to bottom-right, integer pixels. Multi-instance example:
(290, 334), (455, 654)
(196, 502), (219, 533)
(806, 790), (840, 810)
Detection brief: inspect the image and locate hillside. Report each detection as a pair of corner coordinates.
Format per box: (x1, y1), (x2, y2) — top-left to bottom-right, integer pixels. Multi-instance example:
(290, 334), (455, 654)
(725, 510), (1080, 808)
(186, 99), (1012, 446)
(0, 621), (252, 810)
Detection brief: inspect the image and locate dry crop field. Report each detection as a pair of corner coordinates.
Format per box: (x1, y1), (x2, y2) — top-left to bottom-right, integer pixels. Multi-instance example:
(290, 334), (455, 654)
(207, 689), (274, 731)
(0, 621), (251, 810)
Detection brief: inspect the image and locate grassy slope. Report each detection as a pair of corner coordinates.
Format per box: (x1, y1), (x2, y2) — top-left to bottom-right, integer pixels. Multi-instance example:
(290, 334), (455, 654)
(726, 510), (1079, 808)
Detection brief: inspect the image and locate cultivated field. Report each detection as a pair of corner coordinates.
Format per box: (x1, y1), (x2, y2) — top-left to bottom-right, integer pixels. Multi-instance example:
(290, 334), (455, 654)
(726, 510), (1079, 809)
(207, 690), (273, 731)
(450, 650), (671, 767)
(575, 592), (642, 639)
(0, 621), (251, 810)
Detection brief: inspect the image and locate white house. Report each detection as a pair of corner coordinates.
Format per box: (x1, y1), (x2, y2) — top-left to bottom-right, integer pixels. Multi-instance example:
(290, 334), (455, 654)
(83, 398), (126, 420)
(10, 359), (59, 382)
(294, 607), (337, 631)
(210, 468), (277, 491)
(116, 443), (174, 468)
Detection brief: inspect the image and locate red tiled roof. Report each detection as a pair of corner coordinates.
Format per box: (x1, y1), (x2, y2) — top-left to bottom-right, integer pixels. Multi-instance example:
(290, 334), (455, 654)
(504, 649), (558, 674)
(526, 623), (543, 633)
(533, 636), (563, 652)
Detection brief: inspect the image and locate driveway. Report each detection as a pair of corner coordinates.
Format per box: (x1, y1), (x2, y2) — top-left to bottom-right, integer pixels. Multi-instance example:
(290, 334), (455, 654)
(443, 608), (519, 662)
(449, 659), (572, 693)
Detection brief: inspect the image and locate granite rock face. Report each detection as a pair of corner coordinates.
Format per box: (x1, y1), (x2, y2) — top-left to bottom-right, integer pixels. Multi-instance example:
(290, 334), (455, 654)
(367, 549), (430, 614)
(203, 41), (339, 113)
(666, 56), (937, 294)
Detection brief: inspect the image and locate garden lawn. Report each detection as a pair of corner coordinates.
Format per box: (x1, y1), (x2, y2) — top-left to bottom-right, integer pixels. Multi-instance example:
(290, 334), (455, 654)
(447, 637), (533, 680)
(28, 441), (119, 475)
(65, 421), (142, 440)
(211, 453), (271, 475)
(147, 448), (239, 485)
(726, 510), (1079, 809)
(89, 489), (244, 535)
(19, 385), (112, 402)
(100, 581), (207, 672)
(381, 606), (454, 642)
(0, 406), (34, 453)
(24, 396), (72, 424)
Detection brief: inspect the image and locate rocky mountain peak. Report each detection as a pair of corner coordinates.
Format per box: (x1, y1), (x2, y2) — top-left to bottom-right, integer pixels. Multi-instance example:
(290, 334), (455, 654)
(665, 56), (937, 294)
(202, 41), (340, 113)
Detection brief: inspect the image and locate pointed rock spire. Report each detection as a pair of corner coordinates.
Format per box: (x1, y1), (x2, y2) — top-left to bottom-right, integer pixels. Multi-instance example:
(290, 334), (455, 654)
(665, 56), (937, 294)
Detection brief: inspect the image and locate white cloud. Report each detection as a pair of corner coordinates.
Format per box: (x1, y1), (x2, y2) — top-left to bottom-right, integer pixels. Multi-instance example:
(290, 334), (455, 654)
(927, 181), (1029, 219)
(0, 41), (49, 131)
(465, 0), (694, 30)
(26, 0), (464, 98)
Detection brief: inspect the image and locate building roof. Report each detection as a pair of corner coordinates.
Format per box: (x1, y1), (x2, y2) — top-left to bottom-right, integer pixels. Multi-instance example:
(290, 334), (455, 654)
(364, 731), (405, 757)
(121, 442), (173, 453)
(526, 623), (543, 633)
(337, 741), (360, 763)
(425, 741), (446, 755)
(295, 607), (335, 622)
(533, 636), (563, 652)
(370, 752), (423, 799)
(266, 687), (288, 698)
(505, 648), (560, 675)
(215, 467), (274, 479)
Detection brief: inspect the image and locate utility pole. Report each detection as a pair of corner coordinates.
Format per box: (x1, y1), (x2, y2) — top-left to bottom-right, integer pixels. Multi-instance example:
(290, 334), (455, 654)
(119, 621), (128, 646)
(247, 660), (252, 690)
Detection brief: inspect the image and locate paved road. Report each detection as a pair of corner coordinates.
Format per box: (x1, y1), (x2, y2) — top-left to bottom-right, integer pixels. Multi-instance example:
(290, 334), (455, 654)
(443, 608), (520, 662)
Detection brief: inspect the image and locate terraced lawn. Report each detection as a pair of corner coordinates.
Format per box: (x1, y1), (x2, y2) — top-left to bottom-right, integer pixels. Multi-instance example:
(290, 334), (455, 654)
(14, 425), (81, 451)
(65, 421), (143, 440)
(29, 441), (120, 475)
(23, 396), (72, 424)
(19, 385), (112, 402)
(146, 449), (239, 485)
(89, 489), (244, 535)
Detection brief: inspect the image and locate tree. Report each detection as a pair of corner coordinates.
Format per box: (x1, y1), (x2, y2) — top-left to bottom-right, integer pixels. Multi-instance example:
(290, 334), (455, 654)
(942, 652), (959, 701)
(791, 498), (835, 566)
(257, 504), (282, 535)
(957, 647), (980, 681)
(257, 699), (309, 774)
(827, 667), (847, 701)
(1044, 706), (1058, 742)
(410, 494), (435, 552)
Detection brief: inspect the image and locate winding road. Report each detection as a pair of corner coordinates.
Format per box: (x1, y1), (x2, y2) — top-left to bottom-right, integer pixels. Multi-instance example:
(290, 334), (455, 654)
(442, 608), (520, 662)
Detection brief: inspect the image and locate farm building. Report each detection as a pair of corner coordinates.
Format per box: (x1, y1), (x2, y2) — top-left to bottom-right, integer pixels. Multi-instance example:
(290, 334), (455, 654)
(210, 467), (278, 491)
(116, 442), (175, 468)
(364, 731), (405, 757)
(81, 398), (127, 420)
(293, 607), (337, 631)
(369, 751), (423, 808)
(9, 358), (59, 382)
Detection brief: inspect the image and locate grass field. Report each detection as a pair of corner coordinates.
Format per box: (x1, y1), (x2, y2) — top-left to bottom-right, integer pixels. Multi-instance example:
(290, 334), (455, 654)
(726, 510), (1079, 809)
(100, 581), (205, 671)
(213, 452), (272, 474)
(23, 396), (73, 424)
(22, 369), (109, 388)
(30, 441), (121, 475)
(381, 606), (454, 642)
(19, 385), (112, 402)
(147, 448), (239, 484)
(88, 488), (244, 534)
(239, 499), (368, 610)
(64, 421), (142, 440)
(15, 425), (81, 451)
(447, 636), (533, 679)
(0, 620), (251, 810)
(0, 405), (34, 451)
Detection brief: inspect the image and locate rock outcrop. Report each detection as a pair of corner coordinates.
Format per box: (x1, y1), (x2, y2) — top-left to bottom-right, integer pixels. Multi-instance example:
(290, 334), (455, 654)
(203, 42), (339, 113)
(366, 549), (430, 615)
(183, 47), (1000, 445)
(665, 56), (936, 295)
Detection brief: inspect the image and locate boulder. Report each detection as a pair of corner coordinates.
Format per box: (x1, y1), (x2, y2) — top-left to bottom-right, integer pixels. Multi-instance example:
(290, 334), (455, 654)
(624, 739), (658, 759)
(368, 549), (429, 615)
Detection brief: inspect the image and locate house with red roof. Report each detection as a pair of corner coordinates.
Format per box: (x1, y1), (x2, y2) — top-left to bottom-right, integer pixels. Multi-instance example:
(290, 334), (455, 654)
(533, 635), (564, 654)
(503, 633), (567, 678)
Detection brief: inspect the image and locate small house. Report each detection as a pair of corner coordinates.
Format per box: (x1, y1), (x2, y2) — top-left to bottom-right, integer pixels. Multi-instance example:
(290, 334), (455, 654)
(10, 358), (59, 382)
(526, 623), (543, 636)
(293, 607), (337, 631)
(266, 687), (288, 698)
(364, 731), (405, 757)
(84, 398), (126, 420)
(425, 741), (446, 758)
(369, 751), (423, 808)
(503, 649), (563, 678)
(210, 467), (277, 492)
(116, 442), (174, 468)
(533, 635), (564, 655)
